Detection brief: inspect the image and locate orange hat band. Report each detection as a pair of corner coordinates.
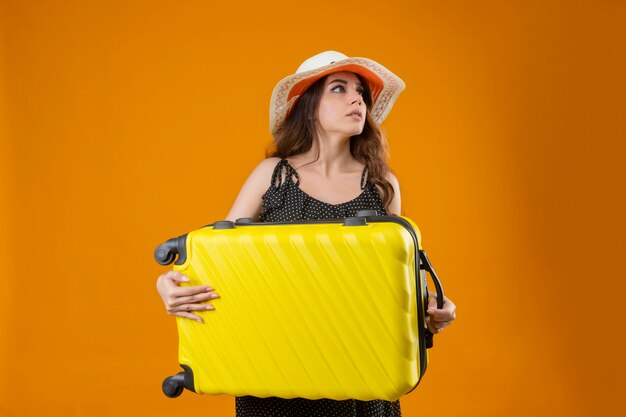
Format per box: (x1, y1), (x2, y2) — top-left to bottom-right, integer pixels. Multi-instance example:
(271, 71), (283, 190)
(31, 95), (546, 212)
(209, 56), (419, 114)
(287, 64), (384, 104)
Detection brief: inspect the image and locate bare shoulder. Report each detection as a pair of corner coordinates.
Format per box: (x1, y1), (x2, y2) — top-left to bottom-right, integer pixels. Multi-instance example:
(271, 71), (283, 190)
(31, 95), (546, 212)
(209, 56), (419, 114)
(224, 157), (282, 221)
(250, 157), (282, 179)
(386, 171), (401, 189)
(241, 157), (283, 193)
(256, 156), (283, 169)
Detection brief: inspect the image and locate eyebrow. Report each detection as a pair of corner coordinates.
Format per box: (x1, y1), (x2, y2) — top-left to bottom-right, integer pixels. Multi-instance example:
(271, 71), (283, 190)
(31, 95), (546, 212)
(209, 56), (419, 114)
(328, 79), (363, 86)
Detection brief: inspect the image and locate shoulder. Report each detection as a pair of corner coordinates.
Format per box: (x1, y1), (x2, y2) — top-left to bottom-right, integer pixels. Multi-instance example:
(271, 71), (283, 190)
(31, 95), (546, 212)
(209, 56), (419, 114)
(234, 157), (283, 196)
(252, 157), (283, 176)
(245, 157), (283, 184)
(224, 157), (283, 221)
(386, 171), (400, 190)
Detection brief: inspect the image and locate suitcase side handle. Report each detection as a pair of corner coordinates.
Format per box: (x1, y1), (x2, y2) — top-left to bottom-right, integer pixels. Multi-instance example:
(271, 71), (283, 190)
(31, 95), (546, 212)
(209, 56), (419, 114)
(419, 250), (445, 309)
(419, 250), (445, 349)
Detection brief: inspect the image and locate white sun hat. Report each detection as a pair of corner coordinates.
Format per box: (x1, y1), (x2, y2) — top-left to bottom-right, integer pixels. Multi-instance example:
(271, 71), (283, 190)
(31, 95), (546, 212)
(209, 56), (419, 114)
(269, 51), (406, 135)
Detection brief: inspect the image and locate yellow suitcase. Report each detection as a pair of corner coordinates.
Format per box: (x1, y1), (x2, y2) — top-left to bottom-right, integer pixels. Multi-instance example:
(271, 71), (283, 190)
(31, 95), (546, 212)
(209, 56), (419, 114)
(154, 212), (444, 401)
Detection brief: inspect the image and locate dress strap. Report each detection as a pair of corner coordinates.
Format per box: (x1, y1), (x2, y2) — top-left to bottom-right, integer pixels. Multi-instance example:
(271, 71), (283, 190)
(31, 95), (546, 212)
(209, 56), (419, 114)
(270, 159), (300, 188)
(360, 166), (368, 190)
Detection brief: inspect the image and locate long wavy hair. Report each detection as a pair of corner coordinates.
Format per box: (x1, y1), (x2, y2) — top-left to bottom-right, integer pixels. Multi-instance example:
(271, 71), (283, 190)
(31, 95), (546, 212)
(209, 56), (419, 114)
(267, 74), (395, 209)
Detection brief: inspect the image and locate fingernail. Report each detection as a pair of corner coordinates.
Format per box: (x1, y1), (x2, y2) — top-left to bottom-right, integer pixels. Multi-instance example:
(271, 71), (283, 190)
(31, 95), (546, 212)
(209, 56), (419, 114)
(205, 287), (214, 292)
(196, 318), (203, 323)
(209, 293), (219, 299)
(206, 305), (215, 310)
(181, 276), (190, 282)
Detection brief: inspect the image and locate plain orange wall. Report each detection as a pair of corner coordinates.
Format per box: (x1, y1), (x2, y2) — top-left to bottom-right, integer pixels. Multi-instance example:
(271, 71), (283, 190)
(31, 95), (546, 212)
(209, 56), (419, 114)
(1, 1), (625, 416)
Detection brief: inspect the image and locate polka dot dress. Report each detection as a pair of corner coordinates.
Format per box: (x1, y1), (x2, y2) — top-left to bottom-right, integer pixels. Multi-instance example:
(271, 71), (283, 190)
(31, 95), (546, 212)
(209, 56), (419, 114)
(236, 397), (401, 417)
(258, 159), (388, 222)
(236, 159), (401, 417)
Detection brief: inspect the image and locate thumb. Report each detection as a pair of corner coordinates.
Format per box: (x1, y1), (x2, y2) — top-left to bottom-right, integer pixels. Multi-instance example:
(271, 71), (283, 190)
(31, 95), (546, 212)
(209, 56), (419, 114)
(166, 271), (190, 284)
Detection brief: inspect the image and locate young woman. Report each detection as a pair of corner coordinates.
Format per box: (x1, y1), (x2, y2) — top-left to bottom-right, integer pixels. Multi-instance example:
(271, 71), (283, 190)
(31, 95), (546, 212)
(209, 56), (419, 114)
(156, 51), (456, 417)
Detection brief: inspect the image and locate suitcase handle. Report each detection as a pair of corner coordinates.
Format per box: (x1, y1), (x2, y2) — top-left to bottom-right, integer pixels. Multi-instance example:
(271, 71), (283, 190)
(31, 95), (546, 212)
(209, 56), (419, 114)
(419, 250), (445, 349)
(419, 250), (445, 309)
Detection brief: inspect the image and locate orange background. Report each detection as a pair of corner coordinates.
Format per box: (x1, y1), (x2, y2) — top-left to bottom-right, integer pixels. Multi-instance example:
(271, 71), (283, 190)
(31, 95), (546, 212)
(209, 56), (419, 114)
(1, 1), (625, 416)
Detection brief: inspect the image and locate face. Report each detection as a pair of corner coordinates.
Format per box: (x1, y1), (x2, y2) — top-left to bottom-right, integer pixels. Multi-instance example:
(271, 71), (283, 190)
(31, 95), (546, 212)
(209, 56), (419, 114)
(315, 71), (367, 139)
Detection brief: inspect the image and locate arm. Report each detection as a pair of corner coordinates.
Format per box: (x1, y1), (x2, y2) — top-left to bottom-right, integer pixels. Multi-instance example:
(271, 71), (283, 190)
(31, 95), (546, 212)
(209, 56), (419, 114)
(156, 157), (281, 321)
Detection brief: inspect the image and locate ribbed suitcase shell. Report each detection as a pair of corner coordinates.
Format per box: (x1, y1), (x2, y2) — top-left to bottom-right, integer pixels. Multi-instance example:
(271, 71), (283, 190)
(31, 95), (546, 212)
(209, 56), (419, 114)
(168, 216), (429, 401)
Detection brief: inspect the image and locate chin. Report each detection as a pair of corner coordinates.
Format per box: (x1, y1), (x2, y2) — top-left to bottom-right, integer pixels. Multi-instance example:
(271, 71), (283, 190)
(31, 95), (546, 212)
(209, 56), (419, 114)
(349, 127), (365, 136)
(344, 124), (365, 137)
(322, 123), (365, 138)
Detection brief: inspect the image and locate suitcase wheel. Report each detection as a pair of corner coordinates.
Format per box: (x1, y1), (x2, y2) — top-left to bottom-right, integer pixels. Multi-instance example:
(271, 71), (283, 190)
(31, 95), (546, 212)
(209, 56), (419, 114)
(154, 238), (179, 265)
(162, 372), (185, 398)
(154, 248), (176, 266)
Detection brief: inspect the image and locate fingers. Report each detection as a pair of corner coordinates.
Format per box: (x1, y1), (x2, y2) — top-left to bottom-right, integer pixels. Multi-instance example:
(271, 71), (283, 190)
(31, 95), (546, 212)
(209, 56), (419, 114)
(427, 296), (456, 319)
(157, 270), (220, 321)
(426, 294), (457, 334)
(168, 302), (215, 314)
(170, 284), (215, 298)
(426, 316), (452, 334)
(166, 295), (219, 323)
(169, 311), (205, 323)
(426, 317), (439, 334)
(162, 270), (190, 284)
(161, 271), (214, 295)
(428, 306), (456, 322)
(164, 289), (219, 314)
(169, 291), (220, 308)
(165, 286), (218, 310)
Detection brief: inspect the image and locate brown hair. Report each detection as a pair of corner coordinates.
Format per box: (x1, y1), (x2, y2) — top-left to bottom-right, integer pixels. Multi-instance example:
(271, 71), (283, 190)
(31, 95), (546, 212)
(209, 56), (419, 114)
(266, 74), (395, 209)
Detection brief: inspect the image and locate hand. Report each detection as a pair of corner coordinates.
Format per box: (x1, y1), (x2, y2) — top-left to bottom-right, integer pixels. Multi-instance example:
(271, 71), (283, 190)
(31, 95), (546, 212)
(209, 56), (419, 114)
(156, 271), (219, 323)
(426, 294), (456, 334)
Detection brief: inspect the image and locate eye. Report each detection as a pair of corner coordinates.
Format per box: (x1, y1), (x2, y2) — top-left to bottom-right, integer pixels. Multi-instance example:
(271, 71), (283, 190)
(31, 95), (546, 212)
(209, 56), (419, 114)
(356, 87), (365, 96)
(330, 85), (345, 93)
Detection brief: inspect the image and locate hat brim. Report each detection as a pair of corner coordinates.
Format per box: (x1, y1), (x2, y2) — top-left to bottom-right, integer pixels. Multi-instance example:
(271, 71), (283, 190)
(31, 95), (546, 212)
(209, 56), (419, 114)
(270, 57), (405, 135)
(288, 64), (384, 105)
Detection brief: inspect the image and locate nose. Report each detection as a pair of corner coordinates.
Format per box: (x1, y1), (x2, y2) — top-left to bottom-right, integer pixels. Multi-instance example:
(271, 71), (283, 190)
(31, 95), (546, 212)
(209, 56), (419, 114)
(350, 91), (363, 106)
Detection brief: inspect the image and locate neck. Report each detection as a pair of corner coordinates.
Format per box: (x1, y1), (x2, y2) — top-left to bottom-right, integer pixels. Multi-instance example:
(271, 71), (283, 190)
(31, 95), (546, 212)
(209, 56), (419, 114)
(299, 132), (354, 177)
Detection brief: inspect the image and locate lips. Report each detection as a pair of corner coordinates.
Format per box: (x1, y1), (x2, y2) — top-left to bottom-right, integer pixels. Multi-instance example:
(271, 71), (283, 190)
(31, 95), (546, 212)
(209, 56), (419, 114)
(347, 110), (363, 119)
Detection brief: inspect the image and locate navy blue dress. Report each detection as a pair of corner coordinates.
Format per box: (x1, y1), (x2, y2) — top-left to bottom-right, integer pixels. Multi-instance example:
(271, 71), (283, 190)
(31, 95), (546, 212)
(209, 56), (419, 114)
(236, 159), (401, 417)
